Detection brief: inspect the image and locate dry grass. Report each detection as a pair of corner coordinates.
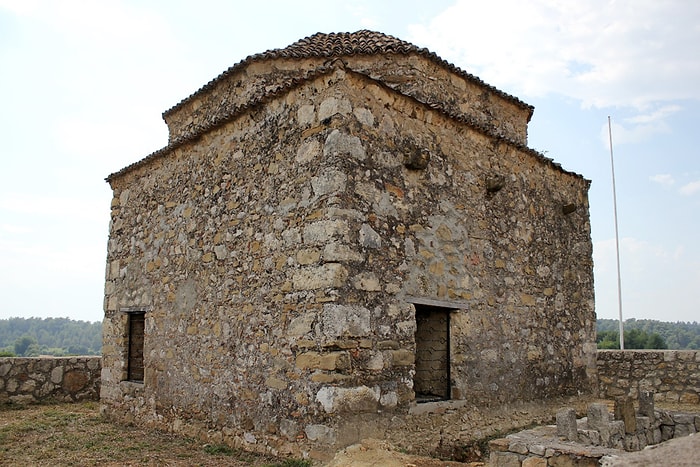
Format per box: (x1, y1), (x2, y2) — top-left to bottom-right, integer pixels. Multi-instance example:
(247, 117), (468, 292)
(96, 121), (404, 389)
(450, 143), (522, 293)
(0, 402), (310, 466)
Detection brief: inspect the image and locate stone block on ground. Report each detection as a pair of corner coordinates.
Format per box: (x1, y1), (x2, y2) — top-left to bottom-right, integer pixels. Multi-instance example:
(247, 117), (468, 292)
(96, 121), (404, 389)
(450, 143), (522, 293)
(614, 396), (636, 434)
(556, 407), (579, 441)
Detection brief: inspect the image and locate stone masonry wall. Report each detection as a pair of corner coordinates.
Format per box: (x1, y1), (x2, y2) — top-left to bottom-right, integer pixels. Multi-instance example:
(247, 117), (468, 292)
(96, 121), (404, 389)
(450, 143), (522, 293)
(103, 54), (595, 459)
(598, 350), (700, 404)
(164, 54), (531, 147)
(0, 356), (101, 405)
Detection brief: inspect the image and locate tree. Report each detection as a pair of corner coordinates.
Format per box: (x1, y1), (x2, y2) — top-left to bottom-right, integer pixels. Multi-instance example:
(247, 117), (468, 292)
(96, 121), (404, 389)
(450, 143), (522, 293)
(596, 330), (620, 349)
(596, 328), (667, 350)
(645, 333), (667, 349)
(0, 317), (103, 356)
(13, 335), (37, 356)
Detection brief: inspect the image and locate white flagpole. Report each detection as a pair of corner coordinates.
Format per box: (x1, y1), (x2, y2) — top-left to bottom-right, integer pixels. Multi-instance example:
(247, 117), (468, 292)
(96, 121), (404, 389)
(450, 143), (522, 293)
(608, 116), (624, 349)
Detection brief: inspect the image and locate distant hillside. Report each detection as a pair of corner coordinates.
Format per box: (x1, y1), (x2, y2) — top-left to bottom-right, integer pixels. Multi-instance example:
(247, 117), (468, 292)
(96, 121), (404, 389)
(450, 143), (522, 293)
(597, 318), (700, 350)
(0, 317), (102, 356)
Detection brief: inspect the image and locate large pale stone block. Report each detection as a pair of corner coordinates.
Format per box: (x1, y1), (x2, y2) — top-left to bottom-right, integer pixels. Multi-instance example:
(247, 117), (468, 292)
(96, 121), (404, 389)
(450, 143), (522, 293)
(358, 223), (381, 248)
(322, 242), (364, 262)
(323, 129), (366, 161)
(295, 139), (321, 164)
(311, 169), (347, 196)
(50, 366), (64, 384)
(353, 107), (374, 127)
(318, 96), (351, 121)
(303, 219), (349, 245)
(522, 457), (547, 467)
(322, 304), (370, 337)
(292, 263), (347, 290)
(287, 314), (315, 337)
(304, 424), (336, 443)
(315, 385), (379, 414)
(352, 272), (381, 291)
(319, 352), (350, 371)
(297, 104), (315, 126)
(295, 352), (321, 369)
(296, 248), (320, 265)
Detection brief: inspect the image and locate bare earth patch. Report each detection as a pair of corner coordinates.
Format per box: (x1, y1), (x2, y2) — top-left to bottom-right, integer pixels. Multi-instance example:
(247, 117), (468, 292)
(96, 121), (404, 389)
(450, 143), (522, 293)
(2, 401), (697, 466)
(0, 402), (299, 466)
(0, 402), (478, 466)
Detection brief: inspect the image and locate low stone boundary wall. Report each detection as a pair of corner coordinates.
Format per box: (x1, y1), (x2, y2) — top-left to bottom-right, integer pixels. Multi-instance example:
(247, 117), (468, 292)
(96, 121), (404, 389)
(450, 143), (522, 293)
(489, 398), (700, 466)
(0, 356), (101, 405)
(597, 350), (700, 404)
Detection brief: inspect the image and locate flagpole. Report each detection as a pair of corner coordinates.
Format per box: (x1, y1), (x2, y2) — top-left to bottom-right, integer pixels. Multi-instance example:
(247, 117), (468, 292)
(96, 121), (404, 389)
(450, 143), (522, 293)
(608, 116), (624, 349)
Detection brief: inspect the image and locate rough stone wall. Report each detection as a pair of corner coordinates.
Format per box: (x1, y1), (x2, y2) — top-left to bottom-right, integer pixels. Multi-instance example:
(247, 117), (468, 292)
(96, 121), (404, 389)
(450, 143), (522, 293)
(0, 356), (101, 404)
(598, 350), (700, 404)
(163, 54), (531, 146)
(102, 57), (594, 457)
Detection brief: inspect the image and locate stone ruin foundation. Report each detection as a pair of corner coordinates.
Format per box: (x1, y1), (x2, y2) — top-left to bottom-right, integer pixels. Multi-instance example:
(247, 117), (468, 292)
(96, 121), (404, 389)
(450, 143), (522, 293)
(489, 392), (700, 466)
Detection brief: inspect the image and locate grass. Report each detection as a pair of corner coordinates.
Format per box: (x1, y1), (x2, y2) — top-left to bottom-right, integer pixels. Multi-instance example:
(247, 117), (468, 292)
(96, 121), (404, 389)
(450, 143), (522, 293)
(0, 402), (311, 466)
(262, 461), (313, 467)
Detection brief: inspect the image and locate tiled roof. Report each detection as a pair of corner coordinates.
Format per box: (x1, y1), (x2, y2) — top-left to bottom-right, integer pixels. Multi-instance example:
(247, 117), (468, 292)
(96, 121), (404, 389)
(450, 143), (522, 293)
(255, 30), (420, 58)
(163, 30), (533, 117)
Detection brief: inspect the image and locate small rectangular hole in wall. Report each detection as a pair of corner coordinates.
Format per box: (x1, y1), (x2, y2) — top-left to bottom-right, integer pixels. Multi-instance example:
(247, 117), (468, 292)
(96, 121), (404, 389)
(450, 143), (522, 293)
(126, 311), (145, 382)
(414, 304), (451, 402)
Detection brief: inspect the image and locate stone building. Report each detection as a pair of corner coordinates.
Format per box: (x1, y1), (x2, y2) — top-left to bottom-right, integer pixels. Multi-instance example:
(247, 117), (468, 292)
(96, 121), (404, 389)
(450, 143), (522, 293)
(101, 31), (597, 456)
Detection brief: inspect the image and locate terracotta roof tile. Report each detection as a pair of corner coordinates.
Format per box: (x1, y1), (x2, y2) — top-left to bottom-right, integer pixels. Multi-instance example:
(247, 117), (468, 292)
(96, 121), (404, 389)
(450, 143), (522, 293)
(256, 30), (418, 58)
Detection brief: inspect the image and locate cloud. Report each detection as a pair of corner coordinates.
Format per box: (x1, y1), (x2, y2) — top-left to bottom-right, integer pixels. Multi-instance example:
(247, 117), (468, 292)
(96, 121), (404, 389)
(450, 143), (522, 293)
(1, 0), (173, 49)
(345, 4), (380, 29)
(598, 105), (682, 145)
(52, 113), (169, 171)
(408, 0), (700, 109)
(0, 223), (33, 234)
(649, 174), (675, 186)
(647, 174), (700, 196)
(626, 105), (683, 125)
(601, 117), (672, 146)
(680, 180), (700, 196)
(0, 0), (39, 15)
(0, 193), (105, 220)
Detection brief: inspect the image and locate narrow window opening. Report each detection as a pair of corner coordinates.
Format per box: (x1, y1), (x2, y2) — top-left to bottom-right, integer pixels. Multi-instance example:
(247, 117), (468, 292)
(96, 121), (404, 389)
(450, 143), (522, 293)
(414, 304), (451, 402)
(126, 311), (145, 382)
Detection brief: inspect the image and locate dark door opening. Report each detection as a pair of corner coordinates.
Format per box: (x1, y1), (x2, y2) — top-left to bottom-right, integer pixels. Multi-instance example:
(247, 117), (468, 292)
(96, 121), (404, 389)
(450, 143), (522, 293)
(127, 311), (145, 382)
(414, 304), (451, 402)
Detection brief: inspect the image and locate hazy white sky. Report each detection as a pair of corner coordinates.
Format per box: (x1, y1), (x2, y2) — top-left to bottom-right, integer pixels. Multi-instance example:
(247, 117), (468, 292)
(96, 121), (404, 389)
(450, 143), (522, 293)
(1, 0), (698, 323)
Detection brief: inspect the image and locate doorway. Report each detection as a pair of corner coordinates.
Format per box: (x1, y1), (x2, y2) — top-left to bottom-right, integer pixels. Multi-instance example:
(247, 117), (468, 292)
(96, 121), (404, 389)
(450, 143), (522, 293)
(414, 304), (451, 402)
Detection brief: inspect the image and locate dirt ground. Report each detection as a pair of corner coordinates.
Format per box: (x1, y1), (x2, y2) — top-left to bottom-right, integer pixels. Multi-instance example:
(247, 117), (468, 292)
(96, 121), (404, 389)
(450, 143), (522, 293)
(326, 439), (483, 466)
(0, 402), (289, 466)
(1, 401), (698, 466)
(0, 402), (481, 466)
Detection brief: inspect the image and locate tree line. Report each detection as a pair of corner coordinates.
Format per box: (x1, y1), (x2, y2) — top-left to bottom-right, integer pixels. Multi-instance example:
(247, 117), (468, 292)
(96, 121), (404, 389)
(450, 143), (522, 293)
(597, 318), (700, 350)
(0, 317), (102, 357)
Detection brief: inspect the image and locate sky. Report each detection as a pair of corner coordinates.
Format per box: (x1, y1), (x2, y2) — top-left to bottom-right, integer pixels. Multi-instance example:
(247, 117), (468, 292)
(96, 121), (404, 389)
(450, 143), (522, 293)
(0, 0), (698, 324)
